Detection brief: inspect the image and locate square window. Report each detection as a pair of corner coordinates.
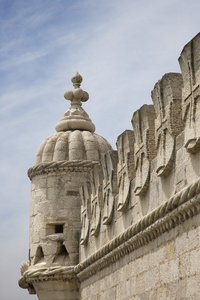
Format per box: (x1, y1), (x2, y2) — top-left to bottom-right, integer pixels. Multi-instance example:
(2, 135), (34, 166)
(46, 224), (64, 235)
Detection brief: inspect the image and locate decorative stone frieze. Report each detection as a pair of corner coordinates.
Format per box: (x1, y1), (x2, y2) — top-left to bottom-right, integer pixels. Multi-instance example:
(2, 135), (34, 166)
(28, 160), (99, 180)
(179, 33), (200, 153)
(132, 105), (156, 196)
(116, 130), (135, 211)
(101, 151), (118, 225)
(90, 165), (104, 236)
(151, 73), (184, 177)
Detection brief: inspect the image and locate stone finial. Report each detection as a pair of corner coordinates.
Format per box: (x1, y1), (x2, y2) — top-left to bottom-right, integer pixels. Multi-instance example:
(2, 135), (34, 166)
(64, 72), (89, 104)
(55, 72), (95, 132)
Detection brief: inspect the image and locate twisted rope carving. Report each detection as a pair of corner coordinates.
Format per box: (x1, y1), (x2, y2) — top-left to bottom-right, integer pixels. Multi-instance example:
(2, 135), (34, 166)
(28, 160), (99, 180)
(23, 266), (76, 283)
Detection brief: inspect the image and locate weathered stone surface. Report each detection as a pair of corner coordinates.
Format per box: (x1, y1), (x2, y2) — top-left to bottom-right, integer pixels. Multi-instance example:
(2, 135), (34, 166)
(80, 181), (91, 246)
(89, 165), (104, 237)
(179, 33), (200, 153)
(101, 150), (118, 225)
(132, 105), (156, 196)
(116, 130), (135, 211)
(151, 73), (184, 177)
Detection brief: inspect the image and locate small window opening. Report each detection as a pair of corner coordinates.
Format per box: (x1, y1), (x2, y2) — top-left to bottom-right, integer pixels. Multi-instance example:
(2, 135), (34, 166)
(55, 224), (64, 233)
(46, 223), (64, 235)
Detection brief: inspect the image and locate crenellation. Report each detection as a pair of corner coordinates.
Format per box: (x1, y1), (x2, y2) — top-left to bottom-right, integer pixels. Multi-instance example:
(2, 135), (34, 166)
(151, 73), (183, 177)
(80, 181), (92, 246)
(90, 165), (104, 237)
(116, 130), (135, 211)
(132, 105), (156, 196)
(101, 150), (118, 225)
(179, 33), (200, 153)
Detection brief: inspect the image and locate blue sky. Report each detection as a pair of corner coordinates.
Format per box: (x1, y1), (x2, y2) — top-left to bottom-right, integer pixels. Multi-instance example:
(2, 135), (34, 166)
(1, 0), (200, 299)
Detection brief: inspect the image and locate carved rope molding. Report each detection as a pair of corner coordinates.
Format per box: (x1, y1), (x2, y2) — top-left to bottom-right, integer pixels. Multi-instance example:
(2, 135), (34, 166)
(28, 160), (99, 180)
(75, 177), (200, 281)
(19, 266), (77, 286)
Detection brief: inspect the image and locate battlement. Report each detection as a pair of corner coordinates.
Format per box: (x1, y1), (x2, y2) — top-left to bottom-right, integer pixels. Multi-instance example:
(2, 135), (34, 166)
(81, 34), (200, 255)
(77, 33), (200, 291)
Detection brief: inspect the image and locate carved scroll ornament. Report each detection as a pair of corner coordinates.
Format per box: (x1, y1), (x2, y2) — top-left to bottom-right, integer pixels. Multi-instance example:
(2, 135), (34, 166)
(80, 182), (91, 245)
(151, 73), (183, 177)
(179, 33), (200, 153)
(132, 105), (156, 196)
(116, 130), (135, 211)
(101, 151), (118, 224)
(90, 165), (104, 236)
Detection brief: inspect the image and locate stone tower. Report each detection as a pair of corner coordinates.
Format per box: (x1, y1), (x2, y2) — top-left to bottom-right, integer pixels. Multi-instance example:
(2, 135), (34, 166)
(19, 72), (112, 299)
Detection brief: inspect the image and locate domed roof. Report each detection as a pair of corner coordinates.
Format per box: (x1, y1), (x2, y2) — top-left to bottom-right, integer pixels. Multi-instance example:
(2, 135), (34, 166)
(35, 130), (112, 165)
(32, 72), (112, 168)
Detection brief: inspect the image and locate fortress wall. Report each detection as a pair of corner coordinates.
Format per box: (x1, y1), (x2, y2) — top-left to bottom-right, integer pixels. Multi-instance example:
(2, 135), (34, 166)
(78, 33), (200, 298)
(80, 213), (200, 299)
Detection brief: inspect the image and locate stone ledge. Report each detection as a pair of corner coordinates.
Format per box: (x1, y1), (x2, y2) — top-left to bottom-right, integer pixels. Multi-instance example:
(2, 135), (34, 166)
(28, 160), (99, 180)
(19, 266), (77, 290)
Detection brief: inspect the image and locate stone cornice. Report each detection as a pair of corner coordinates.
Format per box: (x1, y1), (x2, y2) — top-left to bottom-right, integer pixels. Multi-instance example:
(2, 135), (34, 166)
(28, 160), (99, 180)
(75, 178), (200, 281)
(21, 266), (77, 284)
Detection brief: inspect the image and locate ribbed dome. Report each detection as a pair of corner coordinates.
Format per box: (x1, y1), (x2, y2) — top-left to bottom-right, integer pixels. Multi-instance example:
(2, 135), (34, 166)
(35, 130), (112, 165)
(33, 72), (112, 167)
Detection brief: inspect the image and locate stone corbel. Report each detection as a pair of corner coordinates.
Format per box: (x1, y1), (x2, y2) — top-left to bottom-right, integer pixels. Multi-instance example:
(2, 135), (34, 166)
(101, 151), (118, 225)
(90, 165), (104, 236)
(132, 105), (156, 196)
(179, 33), (200, 153)
(80, 181), (91, 245)
(116, 130), (135, 211)
(151, 73), (183, 177)
(18, 261), (36, 294)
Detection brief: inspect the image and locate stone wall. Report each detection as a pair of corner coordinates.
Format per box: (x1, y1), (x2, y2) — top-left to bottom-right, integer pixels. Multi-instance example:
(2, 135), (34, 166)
(80, 214), (200, 299)
(77, 33), (200, 299)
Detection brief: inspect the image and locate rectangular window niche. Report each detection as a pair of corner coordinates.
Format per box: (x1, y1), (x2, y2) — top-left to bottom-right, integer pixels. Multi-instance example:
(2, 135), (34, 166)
(46, 223), (64, 236)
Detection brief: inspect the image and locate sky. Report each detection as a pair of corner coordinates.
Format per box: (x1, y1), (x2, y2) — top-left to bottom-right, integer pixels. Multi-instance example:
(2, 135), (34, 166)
(0, 0), (200, 299)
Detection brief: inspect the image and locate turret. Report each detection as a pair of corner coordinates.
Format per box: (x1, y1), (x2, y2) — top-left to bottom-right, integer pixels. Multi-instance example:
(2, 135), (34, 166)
(19, 73), (112, 300)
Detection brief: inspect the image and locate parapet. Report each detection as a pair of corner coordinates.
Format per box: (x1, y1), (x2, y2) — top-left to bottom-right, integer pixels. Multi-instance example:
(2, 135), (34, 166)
(78, 33), (200, 279)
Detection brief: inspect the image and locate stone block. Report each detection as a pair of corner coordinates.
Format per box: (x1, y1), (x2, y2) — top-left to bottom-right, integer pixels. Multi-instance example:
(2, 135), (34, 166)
(190, 248), (200, 275)
(160, 259), (179, 284)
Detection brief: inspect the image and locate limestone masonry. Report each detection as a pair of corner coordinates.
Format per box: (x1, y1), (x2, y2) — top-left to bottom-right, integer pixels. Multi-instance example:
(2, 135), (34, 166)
(19, 33), (200, 299)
